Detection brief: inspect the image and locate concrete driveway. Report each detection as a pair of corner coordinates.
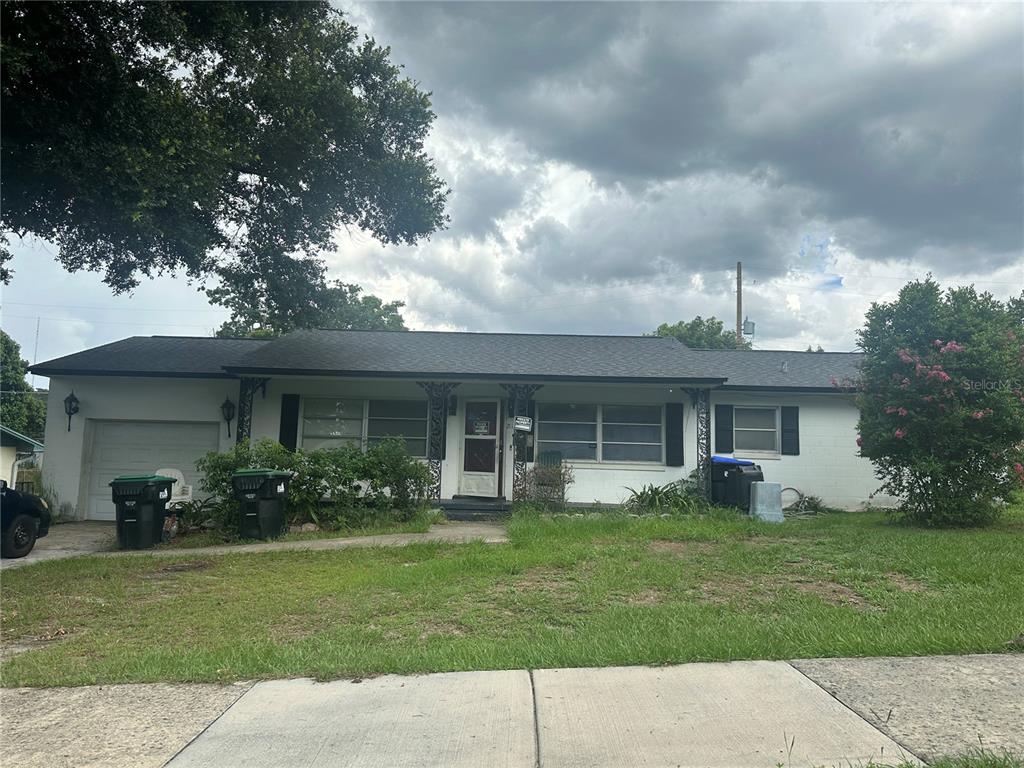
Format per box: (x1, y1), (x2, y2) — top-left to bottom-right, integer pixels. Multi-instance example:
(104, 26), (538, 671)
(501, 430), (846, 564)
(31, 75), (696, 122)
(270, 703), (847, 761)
(8, 655), (1020, 768)
(0, 521), (115, 570)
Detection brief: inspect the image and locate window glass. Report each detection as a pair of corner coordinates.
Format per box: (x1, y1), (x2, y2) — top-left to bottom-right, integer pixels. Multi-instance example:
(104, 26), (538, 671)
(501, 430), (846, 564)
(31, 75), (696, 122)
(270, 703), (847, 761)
(536, 441), (597, 460)
(734, 408), (776, 430)
(537, 403), (662, 463)
(369, 400), (428, 419)
(464, 402), (498, 436)
(537, 403), (598, 423)
(733, 408), (778, 452)
(602, 443), (662, 462)
(602, 405), (661, 424)
(538, 422), (597, 442)
(301, 398), (363, 450)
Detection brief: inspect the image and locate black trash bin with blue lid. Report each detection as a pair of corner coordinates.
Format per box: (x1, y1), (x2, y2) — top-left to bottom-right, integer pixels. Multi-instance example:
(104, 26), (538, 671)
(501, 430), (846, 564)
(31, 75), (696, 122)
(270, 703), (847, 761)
(710, 456), (762, 508)
(109, 474), (176, 549)
(232, 468), (291, 539)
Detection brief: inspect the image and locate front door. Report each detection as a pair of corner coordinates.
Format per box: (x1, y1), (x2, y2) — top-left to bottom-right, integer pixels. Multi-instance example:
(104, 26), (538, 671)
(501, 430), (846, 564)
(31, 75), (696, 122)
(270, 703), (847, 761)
(460, 400), (500, 497)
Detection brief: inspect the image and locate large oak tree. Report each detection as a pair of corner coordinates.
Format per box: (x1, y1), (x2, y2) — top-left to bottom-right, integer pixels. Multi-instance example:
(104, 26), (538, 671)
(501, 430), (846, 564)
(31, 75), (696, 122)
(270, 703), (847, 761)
(1, 1), (448, 295)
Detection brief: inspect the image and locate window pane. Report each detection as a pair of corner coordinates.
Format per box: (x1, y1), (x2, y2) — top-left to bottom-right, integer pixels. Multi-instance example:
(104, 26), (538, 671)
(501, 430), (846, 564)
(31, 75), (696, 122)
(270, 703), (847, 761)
(302, 437), (361, 451)
(368, 400), (427, 419)
(304, 399), (363, 419)
(602, 405), (661, 424)
(734, 408), (776, 430)
(367, 437), (427, 457)
(464, 438), (496, 472)
(735, 429), (777, 451)
(602, 424), (661, 443)
(465, 402), (498, 436)
(367, 418), (427, 438)
(302, 417), (362, 438)
(537, 422), (597, 442)
(602, 443), (662, 462)
(537, 403), (597, 423)
(537, 441), (597, 460)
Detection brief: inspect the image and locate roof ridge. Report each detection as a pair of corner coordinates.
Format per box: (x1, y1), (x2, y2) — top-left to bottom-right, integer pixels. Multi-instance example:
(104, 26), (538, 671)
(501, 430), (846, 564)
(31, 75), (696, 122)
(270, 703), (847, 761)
(304, 328), (674, 340)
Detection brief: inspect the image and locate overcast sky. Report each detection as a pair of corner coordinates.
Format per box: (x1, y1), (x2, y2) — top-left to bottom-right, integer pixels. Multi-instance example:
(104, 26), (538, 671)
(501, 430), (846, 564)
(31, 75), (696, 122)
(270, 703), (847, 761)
(3, 1), (1022, 387)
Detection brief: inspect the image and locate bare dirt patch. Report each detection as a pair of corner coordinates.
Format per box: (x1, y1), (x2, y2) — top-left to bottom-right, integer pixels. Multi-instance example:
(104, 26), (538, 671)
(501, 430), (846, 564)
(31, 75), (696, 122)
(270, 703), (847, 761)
(142, 560), (214, 579)
(648, 540), (717, 557)
(692, 570), (880, 611)
(625, 588), (665, 606)
(886, 572), (927, 593)
(417, 620), (468, 641)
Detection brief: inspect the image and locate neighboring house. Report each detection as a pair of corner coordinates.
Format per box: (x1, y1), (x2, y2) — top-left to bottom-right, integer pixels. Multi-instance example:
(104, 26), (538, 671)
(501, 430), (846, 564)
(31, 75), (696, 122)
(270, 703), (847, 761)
(30, 330), (883, 521)
(1, 425), (44, 488)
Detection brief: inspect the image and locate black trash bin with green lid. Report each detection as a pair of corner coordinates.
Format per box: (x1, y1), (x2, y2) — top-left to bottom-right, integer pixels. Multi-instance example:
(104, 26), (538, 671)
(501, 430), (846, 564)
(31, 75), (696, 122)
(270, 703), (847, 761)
(109, 474), (176, 550)
(232, 469), (291, 539)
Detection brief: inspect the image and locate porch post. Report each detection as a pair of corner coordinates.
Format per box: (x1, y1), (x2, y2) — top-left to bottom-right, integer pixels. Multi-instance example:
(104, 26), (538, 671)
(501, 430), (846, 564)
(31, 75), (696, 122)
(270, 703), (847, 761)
(686, 387), (712, 499)
(500, 383), (543, 501)
(236, 377), (269, 444)
(416, 381), (459, 500)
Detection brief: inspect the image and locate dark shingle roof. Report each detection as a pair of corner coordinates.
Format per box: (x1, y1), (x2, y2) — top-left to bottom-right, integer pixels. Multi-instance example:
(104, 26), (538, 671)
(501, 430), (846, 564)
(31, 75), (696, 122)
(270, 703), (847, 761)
(689, 349), (862, 390)
(30, 336), (269, 379)
(225, 330), (726, 383)
(28, 330), (862, 390)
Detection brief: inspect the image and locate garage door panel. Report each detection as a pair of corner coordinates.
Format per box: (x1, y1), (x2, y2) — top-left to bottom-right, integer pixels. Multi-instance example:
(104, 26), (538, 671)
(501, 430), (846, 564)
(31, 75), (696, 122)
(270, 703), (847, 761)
(85, 421), (220, 521)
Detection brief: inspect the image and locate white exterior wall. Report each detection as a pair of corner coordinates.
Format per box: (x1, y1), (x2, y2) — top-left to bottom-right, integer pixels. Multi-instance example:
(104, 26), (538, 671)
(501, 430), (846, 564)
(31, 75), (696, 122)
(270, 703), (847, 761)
(1, 445), (17, 486)
(41, 376), (236, 519)
(39, 374), (887, 517)
(709, 391), (889, 509)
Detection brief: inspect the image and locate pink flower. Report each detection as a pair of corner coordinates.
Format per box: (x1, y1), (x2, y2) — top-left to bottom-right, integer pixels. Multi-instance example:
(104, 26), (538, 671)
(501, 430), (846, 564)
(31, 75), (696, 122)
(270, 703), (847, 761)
(933, 339), (944, 347)
(1014, 463), (1024, 476)
(939, 341), (964, 354)
(897, 349), (915, 364)
(972, 409), (993, 420)
(897, 407), (908, 417)
(894, 428), (906, 439)
(856, 436), (863, 447)
(928, 369), (952, 383)
(885, 406), (898, 414)
(899, 377), (911, 389)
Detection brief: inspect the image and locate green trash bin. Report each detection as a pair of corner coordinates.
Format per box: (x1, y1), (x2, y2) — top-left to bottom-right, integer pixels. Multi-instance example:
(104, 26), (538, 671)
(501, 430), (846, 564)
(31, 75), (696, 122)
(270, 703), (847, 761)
(232, 469), (291, 539)
(109, 474), (177, 550)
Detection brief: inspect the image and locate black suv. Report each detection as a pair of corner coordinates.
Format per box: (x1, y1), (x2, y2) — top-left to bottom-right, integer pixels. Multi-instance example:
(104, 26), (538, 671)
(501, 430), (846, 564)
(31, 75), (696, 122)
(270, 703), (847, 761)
(1, 480), (51, 558)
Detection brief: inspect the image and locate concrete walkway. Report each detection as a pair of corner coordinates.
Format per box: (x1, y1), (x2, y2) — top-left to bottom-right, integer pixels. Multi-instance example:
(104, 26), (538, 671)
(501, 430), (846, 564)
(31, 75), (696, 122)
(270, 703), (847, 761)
(1, 522), (506, 570)
(6, 654), (1020, 768)
(0, 521), (116, 570)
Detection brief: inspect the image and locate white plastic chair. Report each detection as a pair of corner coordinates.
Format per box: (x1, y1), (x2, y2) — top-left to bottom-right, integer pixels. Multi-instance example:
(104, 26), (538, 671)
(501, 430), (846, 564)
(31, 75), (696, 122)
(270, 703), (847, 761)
(156, 468), (193, 508)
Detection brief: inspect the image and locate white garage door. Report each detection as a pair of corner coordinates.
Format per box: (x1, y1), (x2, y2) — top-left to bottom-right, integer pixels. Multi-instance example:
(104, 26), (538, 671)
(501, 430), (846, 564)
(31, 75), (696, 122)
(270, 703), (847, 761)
(84, 421), (220, 521)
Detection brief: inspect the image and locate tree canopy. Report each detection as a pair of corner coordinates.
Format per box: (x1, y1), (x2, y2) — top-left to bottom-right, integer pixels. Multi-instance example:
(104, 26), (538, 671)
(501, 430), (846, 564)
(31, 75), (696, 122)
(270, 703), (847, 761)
(0, 1), (448, 291)
(210, 254), (406, 337)
(1, 331), (46, 441)
(855, 279), (1024, 526)
(654, 316), (751, 349)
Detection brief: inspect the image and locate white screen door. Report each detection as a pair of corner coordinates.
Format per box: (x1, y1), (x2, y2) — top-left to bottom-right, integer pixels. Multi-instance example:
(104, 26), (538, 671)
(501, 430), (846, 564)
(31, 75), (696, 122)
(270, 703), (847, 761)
(460, 400), (500, 497)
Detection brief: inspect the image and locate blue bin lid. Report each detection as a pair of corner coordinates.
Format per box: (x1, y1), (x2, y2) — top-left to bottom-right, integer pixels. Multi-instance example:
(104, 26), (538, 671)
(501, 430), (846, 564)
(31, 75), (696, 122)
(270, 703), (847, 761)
(711, 455), (756, 466)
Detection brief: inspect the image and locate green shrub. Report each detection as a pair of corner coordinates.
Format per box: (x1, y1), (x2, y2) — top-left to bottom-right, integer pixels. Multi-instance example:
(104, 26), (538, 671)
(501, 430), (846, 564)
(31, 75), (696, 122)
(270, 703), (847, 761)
(194, 437), (430, 529)
(856, 279), (1024, 526)
(624, 476), (718, 516)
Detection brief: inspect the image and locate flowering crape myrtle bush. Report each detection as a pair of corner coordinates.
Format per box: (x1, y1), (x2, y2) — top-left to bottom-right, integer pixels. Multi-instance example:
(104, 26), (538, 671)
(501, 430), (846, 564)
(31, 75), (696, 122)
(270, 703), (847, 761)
(855, 279), (1024, 526)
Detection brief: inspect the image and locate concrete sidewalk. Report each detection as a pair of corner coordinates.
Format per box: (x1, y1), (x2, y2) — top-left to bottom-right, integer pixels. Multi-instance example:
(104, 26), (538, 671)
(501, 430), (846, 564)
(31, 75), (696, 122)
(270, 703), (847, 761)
(1, 522), (507, 570)
(4, 655), (1021, 767)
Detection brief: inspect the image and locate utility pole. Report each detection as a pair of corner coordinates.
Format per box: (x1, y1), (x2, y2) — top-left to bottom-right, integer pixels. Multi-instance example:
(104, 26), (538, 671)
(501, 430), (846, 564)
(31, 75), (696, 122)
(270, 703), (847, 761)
(735, 261), (743, 349)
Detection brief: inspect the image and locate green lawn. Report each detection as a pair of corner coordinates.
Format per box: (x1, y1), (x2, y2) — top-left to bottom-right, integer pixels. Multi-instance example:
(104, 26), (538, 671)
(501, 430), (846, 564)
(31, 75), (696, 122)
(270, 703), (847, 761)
(2, 508), (1022, 687)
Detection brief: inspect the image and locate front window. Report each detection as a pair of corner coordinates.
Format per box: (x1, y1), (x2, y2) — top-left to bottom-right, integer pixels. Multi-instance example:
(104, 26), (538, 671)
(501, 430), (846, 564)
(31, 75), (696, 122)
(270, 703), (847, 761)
(536, 403), (663, 463)
(301, 398), (428, 457)
(733, 407), (779, 453)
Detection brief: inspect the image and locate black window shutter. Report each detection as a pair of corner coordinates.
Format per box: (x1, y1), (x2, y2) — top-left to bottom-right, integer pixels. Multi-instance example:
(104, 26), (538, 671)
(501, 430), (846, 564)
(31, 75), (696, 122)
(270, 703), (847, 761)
(781, 406), (800, 455)
(665, 403), (684, 466)
(526, 400), (536, 462)
(714, 405), (734, 453)
(278, 394), (300, 451)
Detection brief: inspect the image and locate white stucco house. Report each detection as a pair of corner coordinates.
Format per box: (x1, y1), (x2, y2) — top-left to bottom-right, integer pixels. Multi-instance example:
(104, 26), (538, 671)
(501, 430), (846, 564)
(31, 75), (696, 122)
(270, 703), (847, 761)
(31, 329), (882, 520)
(1, 425), (44, 488)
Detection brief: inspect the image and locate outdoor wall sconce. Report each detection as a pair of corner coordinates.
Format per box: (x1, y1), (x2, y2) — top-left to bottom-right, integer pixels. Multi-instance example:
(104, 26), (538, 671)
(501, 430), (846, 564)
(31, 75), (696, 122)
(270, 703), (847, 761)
(221, 397), (236, 437)
(63, 391), (80, 432)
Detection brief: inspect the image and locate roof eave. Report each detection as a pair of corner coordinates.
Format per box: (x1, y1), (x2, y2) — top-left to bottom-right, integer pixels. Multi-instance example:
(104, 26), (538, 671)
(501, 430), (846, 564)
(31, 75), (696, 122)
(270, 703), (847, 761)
(28, 368), (239, 380)
(221, 366), (727, 385)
